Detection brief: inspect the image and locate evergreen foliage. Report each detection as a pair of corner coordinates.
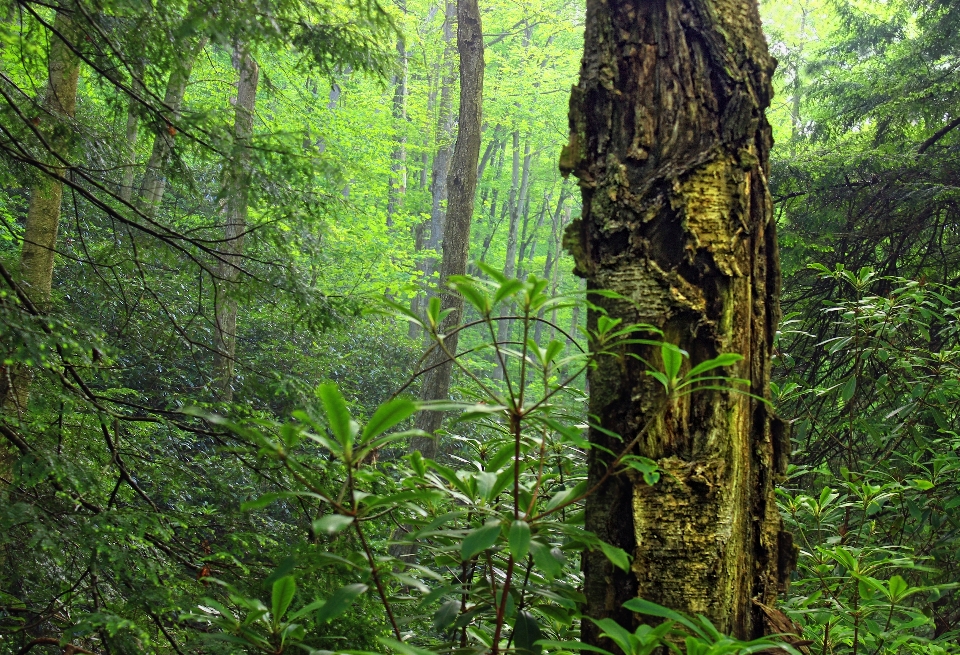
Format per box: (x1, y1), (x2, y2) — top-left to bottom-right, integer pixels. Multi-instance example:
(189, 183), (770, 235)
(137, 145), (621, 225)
(0, 0), (957, 652)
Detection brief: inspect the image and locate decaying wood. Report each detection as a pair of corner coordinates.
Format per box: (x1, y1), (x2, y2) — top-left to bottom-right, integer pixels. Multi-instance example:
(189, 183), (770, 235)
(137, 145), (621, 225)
(563, 0), (794, 640)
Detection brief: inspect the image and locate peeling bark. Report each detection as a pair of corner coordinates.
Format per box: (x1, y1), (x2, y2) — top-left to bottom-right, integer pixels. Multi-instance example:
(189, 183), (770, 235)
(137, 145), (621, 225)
(563, 0), (793, 640)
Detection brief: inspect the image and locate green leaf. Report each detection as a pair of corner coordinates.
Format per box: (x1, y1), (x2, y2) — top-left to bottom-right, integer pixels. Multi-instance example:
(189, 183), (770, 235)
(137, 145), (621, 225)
(361, 397), (417, 442)
(493, 278), (525, 306)
(286, 598), (327, 622)
(317, 384), (356, 451)
(533, 641), (614, 655)
(514, 610), (544, 655)
(661, 343), (685, 381)
(599, 541), (631, 572)
(241, 492), (284, 511)
(433, 599), (460, 630)
(530, 541), (562, 581)
(271, 576), (296, 624)
(590, 617), (633, 654)
(888, 575), (908, 601)
(622, 597), (700, 635)
(841, 376), (857, 403)
(379, 637), (438, 655)
(312, 514), (354, 536)
(687, 353), (742, 378)
(509, 520), (532, 561)
(314, 584), (368, 623)
(461, 521), (502, 560)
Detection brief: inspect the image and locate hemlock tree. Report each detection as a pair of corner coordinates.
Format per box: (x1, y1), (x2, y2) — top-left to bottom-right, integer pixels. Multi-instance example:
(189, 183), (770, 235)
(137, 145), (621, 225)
(561, 0), (794, 640)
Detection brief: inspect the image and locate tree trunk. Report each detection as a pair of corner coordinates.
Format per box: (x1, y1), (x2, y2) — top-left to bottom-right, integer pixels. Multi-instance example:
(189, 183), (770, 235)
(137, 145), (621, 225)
(2, 8), (80, 472)
(137, 36), (206, 217)
(422, 0), (457, 309)
(386, 36), (408, 224)
(412, 0), (484, 458)
(562, 0), (792, 640)
(119, 60), (144, 203)
(18, 10), (80, 313)
(493, 135), (530, 377)
(212, 47), (259, 401)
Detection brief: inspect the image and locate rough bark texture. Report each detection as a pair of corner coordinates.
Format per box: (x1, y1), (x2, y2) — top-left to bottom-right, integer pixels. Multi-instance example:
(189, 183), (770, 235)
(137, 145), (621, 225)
(212, 48), (259, 401)
(413, 0), (484, 457)
(562, 0), (793, 640)
(137, 37), (205, 217)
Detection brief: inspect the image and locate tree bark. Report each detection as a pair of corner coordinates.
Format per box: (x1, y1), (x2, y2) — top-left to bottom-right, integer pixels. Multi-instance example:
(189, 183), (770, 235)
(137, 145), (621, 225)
(18, 10), (80, 313)
(212, 46), (259, 401)
(422, 0), (457, 308)
(493, 135), (530, 377)
(119, 60), (144, 203)
(137, 36), (206, 217)
(562, 0), (792, 640)
(413, 0), (484, 457)
(1, 8), (80, 473)
(386, 36), (408, 224)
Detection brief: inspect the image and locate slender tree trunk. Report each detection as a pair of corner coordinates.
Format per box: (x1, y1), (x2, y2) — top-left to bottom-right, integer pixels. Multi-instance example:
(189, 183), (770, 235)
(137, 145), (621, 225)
(212, 47), (259, 401)
(534, 186), (568, 344)
(412, 0), (484, 457)
(423, 0), (457, 309)
(137, 36), (206, 217)
(386, 36), (408, 224)
(119, 60), (144, 203)
(1, 9), (80, 476)
(18, 10), (80, 312)
(493, 136), (530, 376)
(563, 0), (793, 640)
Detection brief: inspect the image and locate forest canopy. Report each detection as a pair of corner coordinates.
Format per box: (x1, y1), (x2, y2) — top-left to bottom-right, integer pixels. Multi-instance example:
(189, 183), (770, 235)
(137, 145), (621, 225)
(0, 0), (958, 653)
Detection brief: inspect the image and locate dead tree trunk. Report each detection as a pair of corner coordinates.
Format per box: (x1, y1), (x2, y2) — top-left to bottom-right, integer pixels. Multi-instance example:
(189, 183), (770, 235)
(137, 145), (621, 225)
(562, 0), (793, 640)
(412, 0), (484, 457)
(212, 46), (259, 401)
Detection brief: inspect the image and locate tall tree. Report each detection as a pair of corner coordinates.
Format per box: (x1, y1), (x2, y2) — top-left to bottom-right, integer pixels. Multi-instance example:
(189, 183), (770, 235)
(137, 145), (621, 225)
(213, 45), (259, 401)
(1, 8), (80, 420)
(561, 0), (793, 639)
(136, 36), (206, 217)
(413, 0), (484, 457)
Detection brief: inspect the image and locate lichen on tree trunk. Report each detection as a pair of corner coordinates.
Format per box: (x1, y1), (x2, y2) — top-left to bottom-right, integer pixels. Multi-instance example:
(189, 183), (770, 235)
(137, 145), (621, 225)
(562, 0), (794, 640)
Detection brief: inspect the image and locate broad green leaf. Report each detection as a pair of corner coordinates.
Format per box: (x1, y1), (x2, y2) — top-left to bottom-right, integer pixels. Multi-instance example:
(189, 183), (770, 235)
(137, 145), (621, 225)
(379, 637), (438, 655)
(888, 574), (909, 601)
(312, 514), (354, 536)
(271, 576), (296, 624)
(530, 541), (562, 581)
(461, 521), (502, 560)
(432, 599), (460, 630)
(661, 343), (685, 381)
(509, 520), (532, 560)
(314, 584), (368, 623)
(687, 353), (743, 377)
(840, 376), (857, 403)
(590, 617), (633, 654)
(287, 598), (327, 621)
(514, 610), (544, 655)
(361, 397), (416, 442)
(317, 384), (356, 451)
(599, 541), (631, 572)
